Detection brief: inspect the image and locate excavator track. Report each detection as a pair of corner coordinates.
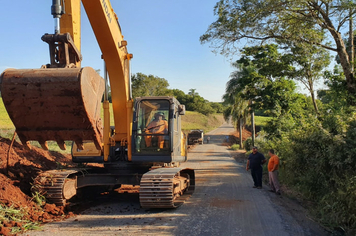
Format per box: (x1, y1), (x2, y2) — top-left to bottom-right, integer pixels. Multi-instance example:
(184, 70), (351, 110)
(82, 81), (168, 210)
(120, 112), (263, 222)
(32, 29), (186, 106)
(32, 169), (79, 206)
(139, 167), (195, 208)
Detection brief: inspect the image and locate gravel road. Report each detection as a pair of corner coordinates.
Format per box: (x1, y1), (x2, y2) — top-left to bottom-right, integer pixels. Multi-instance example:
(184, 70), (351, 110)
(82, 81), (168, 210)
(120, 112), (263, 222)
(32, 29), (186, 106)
(22, 123), (329, 236)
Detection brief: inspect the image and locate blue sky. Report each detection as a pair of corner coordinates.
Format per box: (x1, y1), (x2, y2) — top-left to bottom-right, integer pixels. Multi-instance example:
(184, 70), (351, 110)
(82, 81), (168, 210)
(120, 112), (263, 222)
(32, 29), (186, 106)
(0, 1), (236, 102)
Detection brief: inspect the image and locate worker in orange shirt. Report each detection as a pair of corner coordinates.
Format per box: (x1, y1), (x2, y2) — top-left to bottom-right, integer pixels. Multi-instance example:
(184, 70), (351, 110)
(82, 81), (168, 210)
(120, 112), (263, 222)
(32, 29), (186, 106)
(268, 149), (281, 195)
(144, 112), (168, 149)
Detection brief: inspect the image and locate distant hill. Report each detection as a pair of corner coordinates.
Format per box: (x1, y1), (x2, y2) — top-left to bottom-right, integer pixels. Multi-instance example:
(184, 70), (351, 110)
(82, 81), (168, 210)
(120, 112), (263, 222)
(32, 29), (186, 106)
(181, 111), (224, 133)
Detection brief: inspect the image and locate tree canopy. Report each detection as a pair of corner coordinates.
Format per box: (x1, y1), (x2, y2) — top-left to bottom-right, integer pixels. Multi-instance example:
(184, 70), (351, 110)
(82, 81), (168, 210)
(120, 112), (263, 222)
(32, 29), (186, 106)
(201, 0), (355, 101)
(130, 73), (223, 115)
(131, 73), (169, 98)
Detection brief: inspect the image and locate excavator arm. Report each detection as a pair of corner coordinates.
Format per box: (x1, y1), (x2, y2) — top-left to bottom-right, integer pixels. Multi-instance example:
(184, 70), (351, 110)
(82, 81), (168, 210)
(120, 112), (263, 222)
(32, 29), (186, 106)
(81, 0), (134, 160)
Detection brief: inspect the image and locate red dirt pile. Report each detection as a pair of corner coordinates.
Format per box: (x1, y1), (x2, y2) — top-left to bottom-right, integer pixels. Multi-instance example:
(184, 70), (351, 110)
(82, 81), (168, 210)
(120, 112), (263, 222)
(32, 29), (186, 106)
(222, 128), (252, 147)
(0, 137), (75, 235)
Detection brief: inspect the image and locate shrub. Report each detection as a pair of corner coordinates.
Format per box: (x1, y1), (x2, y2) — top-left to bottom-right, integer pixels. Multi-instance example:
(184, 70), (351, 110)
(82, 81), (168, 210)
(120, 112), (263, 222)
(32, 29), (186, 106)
(258, 113), (356, 233)
(230, 144), (240, 150)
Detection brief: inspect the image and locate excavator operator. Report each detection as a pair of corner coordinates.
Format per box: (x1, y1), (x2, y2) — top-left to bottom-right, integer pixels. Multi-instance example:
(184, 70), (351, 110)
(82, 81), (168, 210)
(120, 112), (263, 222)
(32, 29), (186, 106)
(144, 112), (168, 149)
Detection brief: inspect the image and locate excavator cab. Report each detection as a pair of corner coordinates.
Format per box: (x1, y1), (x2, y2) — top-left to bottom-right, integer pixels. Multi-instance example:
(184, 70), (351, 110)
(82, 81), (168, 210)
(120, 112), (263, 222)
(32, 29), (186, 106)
(132, 97), (187, 163)
(135, 100), (170, 153)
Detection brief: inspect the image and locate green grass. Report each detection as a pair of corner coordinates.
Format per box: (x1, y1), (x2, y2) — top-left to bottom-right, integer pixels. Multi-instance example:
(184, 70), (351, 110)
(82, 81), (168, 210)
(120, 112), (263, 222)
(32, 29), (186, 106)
(0, 97), (14, 130)
(255, 116), (272, 127)
(0, 204), (41, 233)
(100, 102), (115, 126)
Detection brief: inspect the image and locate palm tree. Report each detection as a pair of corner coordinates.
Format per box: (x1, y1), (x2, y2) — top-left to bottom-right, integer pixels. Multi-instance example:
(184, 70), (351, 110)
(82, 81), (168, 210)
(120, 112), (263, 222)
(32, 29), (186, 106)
(223, 94), (249, 148)
(188, 89), (198, 97)
(223, 63), (257, 148)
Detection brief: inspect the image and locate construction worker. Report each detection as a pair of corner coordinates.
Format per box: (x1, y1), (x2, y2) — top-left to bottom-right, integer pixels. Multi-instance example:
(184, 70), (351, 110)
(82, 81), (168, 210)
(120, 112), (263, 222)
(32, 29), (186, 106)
(246, 146), (266, 189)
(268, 149), (281, 195)
(144, 112), (168, 149)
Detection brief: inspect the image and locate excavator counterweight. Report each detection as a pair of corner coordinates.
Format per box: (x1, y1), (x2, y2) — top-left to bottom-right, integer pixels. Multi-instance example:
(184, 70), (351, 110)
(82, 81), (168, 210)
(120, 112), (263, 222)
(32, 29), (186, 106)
(0, 67), (105, 150)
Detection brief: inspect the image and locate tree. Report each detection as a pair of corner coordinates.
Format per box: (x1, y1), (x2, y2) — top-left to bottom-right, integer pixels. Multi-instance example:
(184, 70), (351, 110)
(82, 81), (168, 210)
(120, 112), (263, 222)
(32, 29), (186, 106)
(224, 45), (302, 145)
(188, 89), (199, 97)
(130, 74), (218, 115)
(233, 45), (298, 116)
(210, 102), (224, 113)
(167, 89), (187, 104)
(288, 43), (331, 113)
(223, 62), (261, 146)
(131, 73), (169, 98)
(201, 0), (356, 102)
(167, 88), (216, 115)
(319, 65), (349, 109)
(223, 92), (250, 148)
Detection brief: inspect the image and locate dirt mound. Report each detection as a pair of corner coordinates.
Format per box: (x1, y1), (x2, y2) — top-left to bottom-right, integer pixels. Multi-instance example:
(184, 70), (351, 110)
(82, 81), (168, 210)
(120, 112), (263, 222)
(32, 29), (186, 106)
(222, 128), (252, 147)
(230, 128), (252, 141)
(0, 137), (75, 235)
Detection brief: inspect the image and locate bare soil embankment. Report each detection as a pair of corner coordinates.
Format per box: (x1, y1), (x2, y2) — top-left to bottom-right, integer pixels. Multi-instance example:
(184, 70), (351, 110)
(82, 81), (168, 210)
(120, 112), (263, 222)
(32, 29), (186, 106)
(0, 137), (76, 235)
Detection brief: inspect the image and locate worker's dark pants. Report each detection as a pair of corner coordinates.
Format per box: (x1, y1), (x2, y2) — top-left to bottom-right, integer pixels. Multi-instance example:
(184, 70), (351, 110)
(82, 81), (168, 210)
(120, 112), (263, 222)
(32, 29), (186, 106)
(251, 167), (263, 187)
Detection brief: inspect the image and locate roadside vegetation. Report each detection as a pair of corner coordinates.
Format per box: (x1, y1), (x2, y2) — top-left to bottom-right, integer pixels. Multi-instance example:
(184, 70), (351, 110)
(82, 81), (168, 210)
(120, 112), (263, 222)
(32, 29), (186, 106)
(201, 1), (356, 234)
(0, 205), (40, 234)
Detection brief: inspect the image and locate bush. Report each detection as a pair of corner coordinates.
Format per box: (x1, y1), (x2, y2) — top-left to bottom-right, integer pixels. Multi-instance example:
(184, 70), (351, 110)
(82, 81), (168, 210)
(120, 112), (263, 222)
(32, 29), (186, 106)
(230, 144), (240, 150)
(244, 138), (253, 151)
(258, 113), (356, 233)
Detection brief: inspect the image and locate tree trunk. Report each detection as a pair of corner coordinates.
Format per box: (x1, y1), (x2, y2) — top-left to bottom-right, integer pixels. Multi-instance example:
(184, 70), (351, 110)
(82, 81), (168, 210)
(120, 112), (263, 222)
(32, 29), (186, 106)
(308, 79), (319, 114)
(251, 111), (255, 146)
(311, 91), (318, 114)
(330, 29), (355, 99)
(350, 10), (354, 74)
(239, 118), (243, 149)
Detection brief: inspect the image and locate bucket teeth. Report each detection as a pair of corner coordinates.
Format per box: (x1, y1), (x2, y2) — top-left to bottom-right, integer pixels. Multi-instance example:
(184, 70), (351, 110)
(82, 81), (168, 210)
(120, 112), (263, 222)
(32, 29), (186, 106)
(55, 136), (66, 150)
(40, 142), (49, 150)
(37, 136), (49, 150)
(17, 134), (31, 150)
(75, 139), (84, 150)
(57, 142), (67, 150)
(24, 142), (32, 150)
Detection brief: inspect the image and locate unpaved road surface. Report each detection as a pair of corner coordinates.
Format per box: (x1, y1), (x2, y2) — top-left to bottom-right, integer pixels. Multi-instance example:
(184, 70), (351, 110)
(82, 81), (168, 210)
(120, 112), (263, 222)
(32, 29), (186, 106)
(22, 123), (329, 236)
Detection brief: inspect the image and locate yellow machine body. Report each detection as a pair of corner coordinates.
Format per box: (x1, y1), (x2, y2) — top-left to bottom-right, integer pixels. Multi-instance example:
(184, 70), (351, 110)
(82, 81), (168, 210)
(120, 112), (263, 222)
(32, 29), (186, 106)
(0, 0), (195, 209)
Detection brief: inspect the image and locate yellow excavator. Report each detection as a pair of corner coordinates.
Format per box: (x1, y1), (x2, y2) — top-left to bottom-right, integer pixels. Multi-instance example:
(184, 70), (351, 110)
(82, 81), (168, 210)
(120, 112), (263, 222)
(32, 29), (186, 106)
(0, 0), (194, 208)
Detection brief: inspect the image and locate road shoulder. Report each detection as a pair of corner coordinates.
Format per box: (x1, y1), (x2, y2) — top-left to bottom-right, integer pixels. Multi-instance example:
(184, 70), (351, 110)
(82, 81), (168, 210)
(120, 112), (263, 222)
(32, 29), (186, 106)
(232, 150), (331, 236)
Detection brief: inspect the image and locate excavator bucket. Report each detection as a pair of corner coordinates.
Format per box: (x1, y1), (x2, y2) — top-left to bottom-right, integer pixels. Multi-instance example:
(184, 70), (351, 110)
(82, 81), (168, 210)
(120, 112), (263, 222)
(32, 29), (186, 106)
(0, 67), (105, 151)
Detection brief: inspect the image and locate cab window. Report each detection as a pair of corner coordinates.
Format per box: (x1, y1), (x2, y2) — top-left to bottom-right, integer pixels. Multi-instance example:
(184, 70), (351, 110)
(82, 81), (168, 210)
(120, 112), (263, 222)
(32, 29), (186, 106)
(134, 100), (170, 154)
